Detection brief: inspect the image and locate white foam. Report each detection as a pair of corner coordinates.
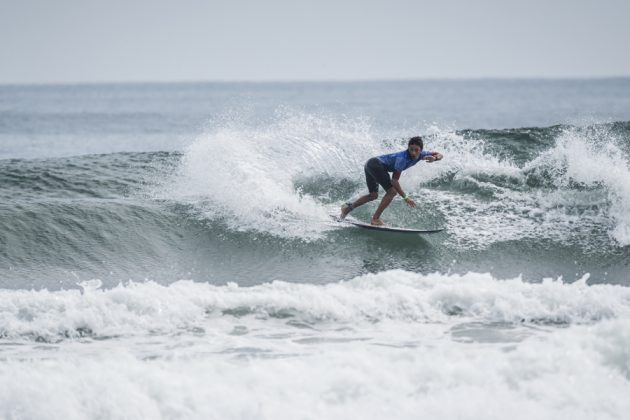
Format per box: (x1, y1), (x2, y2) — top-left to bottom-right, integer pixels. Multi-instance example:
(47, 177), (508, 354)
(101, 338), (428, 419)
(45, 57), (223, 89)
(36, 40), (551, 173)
(1, 271), (629, 341)
(154, 112), (466, 240)
(409, 126), (523, 186)
(540, 125), (630, 245)
(390, 127), (544, 248)
(1, 323), (629, 420)
(424, 124), (630, 249)
(150, 115), (630, 247)
(1, 271), (630, 419)
(158, 110), (389, 240)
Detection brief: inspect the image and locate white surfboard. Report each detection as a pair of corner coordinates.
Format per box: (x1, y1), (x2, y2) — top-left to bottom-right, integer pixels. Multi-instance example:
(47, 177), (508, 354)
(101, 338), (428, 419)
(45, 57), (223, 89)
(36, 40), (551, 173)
(332, 216), (444, 234)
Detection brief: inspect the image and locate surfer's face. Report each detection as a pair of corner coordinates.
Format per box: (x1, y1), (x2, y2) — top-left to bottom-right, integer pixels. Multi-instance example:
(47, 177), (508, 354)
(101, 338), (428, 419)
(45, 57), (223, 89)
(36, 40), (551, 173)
(408, 144), (422, 159)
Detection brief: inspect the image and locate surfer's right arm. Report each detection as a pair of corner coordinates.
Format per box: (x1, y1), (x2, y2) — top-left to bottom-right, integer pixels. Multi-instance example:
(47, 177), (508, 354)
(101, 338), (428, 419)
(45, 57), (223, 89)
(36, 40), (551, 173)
(392, 173), (416, 208)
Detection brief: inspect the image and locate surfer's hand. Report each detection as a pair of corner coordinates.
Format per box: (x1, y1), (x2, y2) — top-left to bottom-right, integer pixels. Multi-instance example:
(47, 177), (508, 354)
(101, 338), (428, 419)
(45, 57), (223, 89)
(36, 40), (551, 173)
(425, 153), (443, 162)
(404, 197), (416, 208)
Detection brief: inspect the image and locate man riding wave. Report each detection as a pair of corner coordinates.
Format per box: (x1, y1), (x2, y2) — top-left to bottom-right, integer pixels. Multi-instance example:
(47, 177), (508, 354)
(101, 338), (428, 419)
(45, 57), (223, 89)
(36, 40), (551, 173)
(340, 136), (443, 225)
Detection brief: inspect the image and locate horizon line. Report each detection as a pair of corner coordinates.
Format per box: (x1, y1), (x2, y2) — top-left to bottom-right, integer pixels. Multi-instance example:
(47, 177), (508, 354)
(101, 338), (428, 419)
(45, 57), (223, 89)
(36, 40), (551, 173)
(2, 75), (630, 88)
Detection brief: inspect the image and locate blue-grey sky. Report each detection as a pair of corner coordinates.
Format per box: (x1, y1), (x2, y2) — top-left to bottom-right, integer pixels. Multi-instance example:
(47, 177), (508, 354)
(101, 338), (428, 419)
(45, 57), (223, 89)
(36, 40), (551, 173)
(1, 0), (629, 84)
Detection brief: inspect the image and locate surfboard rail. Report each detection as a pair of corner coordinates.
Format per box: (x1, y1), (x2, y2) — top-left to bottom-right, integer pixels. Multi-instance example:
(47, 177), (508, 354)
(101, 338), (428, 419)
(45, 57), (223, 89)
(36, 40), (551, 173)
(332, 216), (444, 234)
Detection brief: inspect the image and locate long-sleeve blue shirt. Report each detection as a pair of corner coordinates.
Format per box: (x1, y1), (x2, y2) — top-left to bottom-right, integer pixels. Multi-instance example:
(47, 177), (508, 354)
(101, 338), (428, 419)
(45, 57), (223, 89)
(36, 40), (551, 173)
(377, 150), (434, 177)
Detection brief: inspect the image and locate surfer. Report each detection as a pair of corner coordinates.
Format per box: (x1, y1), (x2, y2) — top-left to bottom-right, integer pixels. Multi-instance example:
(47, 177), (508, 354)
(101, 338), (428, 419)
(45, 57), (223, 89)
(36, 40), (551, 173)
(340, 136), (443, 226)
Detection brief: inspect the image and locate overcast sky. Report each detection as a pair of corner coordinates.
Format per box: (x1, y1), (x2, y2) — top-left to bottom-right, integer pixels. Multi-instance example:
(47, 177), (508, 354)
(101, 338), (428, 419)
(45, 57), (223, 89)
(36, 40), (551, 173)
(1, 0), (629, 84)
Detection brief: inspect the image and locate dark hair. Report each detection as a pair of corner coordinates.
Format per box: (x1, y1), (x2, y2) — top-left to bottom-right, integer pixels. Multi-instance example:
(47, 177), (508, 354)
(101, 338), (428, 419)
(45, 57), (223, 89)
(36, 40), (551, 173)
(408, 136), (423, 149)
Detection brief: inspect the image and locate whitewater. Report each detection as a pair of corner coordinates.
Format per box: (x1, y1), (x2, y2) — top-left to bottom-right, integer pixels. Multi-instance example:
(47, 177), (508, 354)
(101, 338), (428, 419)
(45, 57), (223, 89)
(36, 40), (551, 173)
(1, 272), (630, 419)
(1, 79), (630, 419)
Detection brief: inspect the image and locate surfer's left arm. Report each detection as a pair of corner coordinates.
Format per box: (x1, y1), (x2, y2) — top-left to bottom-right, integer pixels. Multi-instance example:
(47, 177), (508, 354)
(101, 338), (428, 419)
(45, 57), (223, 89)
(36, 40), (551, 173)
(424, 151), (443, 162)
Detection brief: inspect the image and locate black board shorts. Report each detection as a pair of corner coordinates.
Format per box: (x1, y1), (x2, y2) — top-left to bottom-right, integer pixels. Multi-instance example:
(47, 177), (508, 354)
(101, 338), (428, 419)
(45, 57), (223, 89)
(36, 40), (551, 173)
(364, 157), (393, 193)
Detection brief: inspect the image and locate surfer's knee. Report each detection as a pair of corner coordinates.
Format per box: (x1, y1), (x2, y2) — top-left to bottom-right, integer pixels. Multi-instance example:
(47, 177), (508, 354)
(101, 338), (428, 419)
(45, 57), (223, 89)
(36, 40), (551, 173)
(385, 187), (396, 196)
(368, 192), (378, 200)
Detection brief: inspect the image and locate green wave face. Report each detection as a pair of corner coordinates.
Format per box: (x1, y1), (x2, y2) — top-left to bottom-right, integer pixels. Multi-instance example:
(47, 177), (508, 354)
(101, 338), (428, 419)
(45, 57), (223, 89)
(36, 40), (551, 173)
(1, 121), (630, 289)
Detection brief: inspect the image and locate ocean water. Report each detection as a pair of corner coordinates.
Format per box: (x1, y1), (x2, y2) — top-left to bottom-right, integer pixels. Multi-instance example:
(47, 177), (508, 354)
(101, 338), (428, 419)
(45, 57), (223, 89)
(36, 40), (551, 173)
(1, 79), (630, 419)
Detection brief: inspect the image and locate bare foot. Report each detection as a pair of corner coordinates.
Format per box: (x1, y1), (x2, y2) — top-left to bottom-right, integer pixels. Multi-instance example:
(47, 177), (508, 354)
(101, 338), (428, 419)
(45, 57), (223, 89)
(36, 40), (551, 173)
(340, 204), (352, 219)
(371, 218), (384, 226)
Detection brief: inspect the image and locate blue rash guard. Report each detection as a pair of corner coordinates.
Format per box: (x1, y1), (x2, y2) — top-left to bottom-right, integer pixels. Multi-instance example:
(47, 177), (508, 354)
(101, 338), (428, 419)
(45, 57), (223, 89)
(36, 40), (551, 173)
(377, 150), (434, 179)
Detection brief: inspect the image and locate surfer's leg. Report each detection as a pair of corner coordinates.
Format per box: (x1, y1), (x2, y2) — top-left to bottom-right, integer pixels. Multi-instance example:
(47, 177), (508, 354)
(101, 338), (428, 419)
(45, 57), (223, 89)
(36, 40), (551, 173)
(341, 192), (378, 218)
(365, 158), (395, 225)
(371, 187), (397, 224)
(340, 160), (381, 218)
